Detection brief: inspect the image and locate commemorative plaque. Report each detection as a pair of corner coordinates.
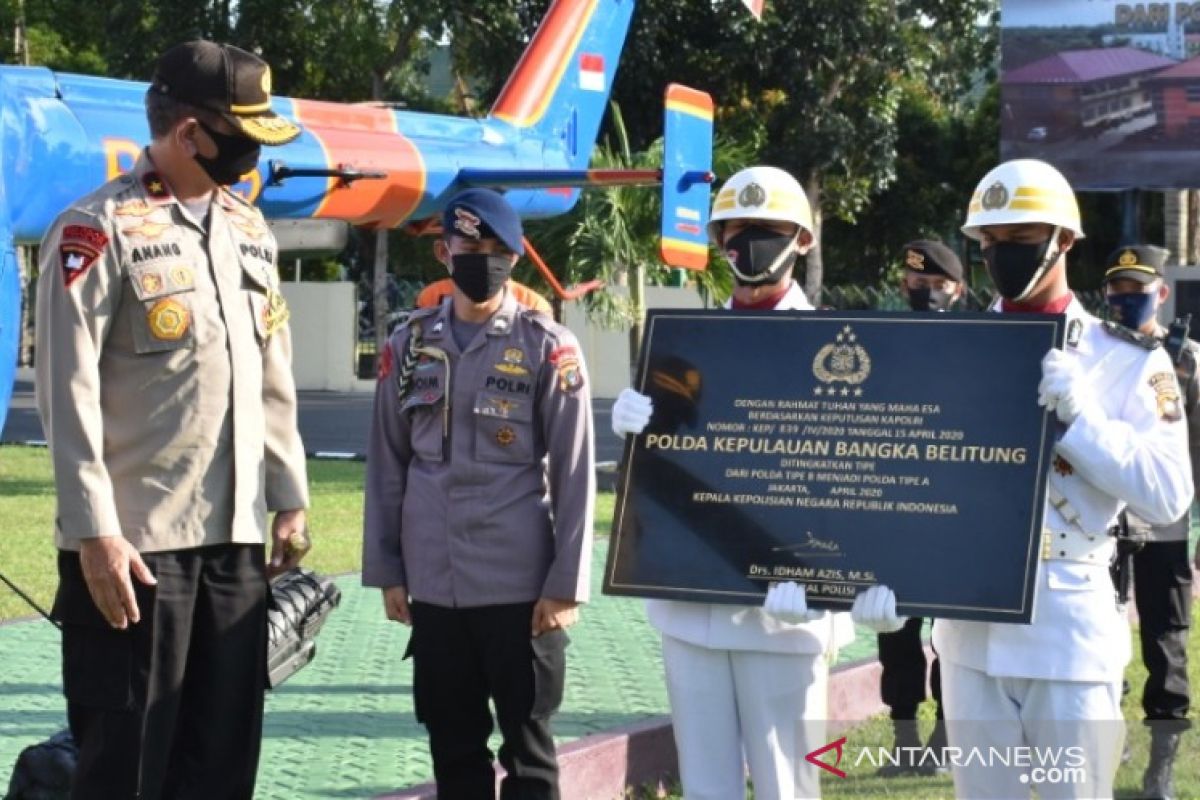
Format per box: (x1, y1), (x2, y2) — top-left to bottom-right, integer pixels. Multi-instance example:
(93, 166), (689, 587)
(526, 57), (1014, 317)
(602, 309), (1065, 623)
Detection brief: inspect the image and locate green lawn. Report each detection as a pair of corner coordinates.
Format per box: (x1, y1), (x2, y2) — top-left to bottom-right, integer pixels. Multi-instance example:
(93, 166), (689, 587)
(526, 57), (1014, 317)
(2, 445), (1195, 799)
(0, 446), (616, 621)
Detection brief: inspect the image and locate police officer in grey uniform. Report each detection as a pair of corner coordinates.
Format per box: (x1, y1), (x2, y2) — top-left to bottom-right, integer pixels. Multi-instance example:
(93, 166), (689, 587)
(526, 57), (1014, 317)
(35, 41), (310, 799)
(363, 189), (595, 800)
(1103, 245), (1199, 800)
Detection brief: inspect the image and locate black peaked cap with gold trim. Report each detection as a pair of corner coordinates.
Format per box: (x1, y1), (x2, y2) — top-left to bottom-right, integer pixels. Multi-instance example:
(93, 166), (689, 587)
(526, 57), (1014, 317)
(1103, 244), (1168, 285)
(152, 40), (301, 146)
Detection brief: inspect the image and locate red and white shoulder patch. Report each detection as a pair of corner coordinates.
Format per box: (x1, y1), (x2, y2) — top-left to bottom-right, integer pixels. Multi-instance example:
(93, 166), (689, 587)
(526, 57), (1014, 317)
(59, 225), (108, 287)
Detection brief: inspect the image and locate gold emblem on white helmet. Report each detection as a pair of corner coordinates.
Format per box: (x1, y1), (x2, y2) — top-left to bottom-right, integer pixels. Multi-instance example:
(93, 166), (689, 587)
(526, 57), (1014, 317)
(962, 159), (1083, 241)
(981, 182), (1009, 211)
(708, 165), (814, 244)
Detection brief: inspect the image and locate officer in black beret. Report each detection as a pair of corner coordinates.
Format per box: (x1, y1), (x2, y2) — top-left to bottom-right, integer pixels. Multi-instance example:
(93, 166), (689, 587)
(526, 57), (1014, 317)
(874, 240), (961, 777)
(1103, 244), (1199, 800)
(899, 240), (965, 312)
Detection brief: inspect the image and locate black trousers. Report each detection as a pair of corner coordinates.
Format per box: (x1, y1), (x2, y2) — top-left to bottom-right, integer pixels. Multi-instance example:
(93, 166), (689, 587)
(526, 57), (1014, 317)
(877, 616), (943, 721)
(1132, 540), (1192, 725)
(408, 601), (567, 800)
(54, 544), (268, 800)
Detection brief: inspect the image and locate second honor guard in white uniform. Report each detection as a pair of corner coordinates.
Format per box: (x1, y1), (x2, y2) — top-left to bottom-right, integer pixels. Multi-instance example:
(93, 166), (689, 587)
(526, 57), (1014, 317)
(921, 160), (1193, 798)
(612, 166), (892, 799)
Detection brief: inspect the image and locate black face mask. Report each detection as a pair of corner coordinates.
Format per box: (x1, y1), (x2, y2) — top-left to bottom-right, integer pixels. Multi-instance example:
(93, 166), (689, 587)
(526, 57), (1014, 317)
(724, 226), (798, 286)
(451, 253), (512, 303)
(981, 232), (1058, 302)
(907, 285), (958, 312)
(195, 121), (261, 186)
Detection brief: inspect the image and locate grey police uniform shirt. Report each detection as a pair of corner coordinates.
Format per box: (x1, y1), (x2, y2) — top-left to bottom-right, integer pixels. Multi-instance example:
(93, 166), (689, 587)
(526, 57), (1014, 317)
(362, 290), (596, 607)
(1125, 330), (1200, 541)
(35, 152), (310, 553)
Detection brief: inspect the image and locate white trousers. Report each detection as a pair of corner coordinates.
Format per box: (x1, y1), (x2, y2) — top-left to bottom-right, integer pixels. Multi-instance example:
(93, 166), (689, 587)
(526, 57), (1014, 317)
(940, 661), (1124, 800)
(661, 634), (827, 800)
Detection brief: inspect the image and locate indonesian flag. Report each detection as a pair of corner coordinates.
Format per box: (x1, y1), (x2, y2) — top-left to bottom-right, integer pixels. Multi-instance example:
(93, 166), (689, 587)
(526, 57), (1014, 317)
(580, 53), (605, 92)
(741, 0), (764, 20)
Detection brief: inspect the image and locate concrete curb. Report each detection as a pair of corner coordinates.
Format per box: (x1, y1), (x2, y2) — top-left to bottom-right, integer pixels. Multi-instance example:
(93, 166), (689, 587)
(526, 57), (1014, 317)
(375, 655), (892, 800)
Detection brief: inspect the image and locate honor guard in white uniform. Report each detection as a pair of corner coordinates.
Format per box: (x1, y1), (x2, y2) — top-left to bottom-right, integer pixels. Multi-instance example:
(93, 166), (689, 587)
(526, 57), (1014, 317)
(915, 160), (1194, 799)
(611, 166), (880, 800)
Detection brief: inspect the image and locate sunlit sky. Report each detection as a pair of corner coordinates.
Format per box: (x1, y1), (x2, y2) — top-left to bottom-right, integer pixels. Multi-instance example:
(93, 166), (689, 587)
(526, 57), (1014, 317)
(1002, 1), (1134, 28)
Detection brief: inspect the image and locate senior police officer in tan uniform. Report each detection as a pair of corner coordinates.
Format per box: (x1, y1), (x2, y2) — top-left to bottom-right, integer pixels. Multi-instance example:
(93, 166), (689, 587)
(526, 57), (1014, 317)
(1102, 245), (1200, 800)
(35, 41), (309, 799)
(363, 188), (595, 800)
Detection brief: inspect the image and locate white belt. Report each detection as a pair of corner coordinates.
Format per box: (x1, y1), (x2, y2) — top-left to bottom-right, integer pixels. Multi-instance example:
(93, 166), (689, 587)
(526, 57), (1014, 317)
(1040, 528), (1114, 564)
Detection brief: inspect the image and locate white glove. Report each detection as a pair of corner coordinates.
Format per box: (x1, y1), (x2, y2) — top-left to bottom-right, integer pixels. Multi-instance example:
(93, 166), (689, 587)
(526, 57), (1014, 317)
(611, 388), (653, 437)
(851, 585), (906, 633)
(1037, 349), (1096, 425)
(763, 581), (826, 624)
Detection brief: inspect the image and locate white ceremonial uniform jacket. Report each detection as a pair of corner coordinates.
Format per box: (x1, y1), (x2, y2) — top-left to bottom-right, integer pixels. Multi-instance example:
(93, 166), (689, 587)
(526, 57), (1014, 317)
(646, 281), (857, 655)
(934, 297), (1193, 682)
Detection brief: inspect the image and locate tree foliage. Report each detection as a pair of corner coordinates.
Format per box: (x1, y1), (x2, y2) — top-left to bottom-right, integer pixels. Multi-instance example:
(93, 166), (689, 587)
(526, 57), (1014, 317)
(0, 0), (1010, 301)
(440, 0), (999, 294)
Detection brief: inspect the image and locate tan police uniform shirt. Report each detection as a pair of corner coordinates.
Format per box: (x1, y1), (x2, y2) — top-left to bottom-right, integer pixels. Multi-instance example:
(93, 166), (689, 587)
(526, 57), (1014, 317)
(1125, 329), (1200, 542)
(362, 291), (595, 606)
(35, 152), (309, 553)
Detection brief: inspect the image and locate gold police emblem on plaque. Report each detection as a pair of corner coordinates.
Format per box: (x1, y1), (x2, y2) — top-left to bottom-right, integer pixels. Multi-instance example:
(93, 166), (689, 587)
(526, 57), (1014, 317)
(812, 325), (871, 397)
(147, 298), (189, 340)
(738, 182), (767, 208)
(981, 181), (1009, 211)
(262, 289), (290, 337)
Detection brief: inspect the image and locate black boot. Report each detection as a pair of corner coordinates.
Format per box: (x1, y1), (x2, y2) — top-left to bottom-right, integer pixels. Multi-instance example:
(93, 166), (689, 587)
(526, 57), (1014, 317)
(1141, 731), (1180, 800)
(877, 720), (923, 777)
(917, 720), (950, 776)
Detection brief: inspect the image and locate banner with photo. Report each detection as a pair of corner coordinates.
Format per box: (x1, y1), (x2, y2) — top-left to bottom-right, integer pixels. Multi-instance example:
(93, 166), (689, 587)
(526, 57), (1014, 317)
(1002, 1), (1200, 188)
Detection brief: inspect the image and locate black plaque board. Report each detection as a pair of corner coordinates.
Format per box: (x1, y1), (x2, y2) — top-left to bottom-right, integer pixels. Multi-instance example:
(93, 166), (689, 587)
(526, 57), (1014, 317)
(602, 309), (1065, 624)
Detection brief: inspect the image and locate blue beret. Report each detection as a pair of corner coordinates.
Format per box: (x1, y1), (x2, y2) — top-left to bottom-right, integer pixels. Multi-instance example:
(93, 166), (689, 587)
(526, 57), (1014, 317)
(442, 189), (525, 256)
